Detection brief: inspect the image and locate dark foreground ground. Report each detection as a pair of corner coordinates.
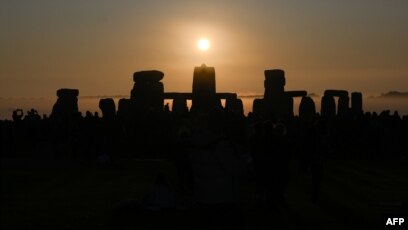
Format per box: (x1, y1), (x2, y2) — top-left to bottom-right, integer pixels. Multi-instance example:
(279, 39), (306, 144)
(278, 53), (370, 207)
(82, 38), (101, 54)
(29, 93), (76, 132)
(1, 156), (407, 230)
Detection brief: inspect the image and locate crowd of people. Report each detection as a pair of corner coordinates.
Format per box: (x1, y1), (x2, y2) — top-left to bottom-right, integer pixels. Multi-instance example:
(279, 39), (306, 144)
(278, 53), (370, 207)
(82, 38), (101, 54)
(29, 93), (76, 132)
(1, 105), (407, 229)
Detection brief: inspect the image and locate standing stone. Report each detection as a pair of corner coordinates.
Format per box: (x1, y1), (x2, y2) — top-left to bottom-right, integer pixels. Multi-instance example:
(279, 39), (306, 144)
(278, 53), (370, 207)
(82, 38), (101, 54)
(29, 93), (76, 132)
(191, 64), (218, 113)
(263, 69), (293, 119)
(351, 92), (363, 114)
(226, 94), (244, 116)
(51, 88), (79, 120)
(99, 98), (116, 120)
(253, 98), (265, 118)
(225, 94), (237, 112)
(323, 90), (349, 117)
(264, 69), (285, 100)
(321, 95), (336, 118)
(130, 70), (164, 113)
(337, 96), (350, 116)
(117, 98), (131, 123)
(285, 96), (294, 118)
(172, 96), (188, 116)
(235, 99), (244, 116)
(299, 96), (316, 120)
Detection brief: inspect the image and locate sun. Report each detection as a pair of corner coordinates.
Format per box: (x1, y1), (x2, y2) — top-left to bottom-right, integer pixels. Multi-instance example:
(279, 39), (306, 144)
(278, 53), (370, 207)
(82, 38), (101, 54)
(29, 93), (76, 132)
(197, 38), (210, 51)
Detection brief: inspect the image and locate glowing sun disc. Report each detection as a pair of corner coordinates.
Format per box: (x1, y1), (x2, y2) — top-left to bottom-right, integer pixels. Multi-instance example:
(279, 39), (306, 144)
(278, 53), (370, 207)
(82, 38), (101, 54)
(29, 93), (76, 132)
(197, 38), (210, 51)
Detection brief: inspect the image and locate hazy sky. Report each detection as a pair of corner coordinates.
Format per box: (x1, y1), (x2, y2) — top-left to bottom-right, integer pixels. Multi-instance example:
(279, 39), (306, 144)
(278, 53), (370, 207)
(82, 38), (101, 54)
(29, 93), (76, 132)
(1, 0), (408, 98)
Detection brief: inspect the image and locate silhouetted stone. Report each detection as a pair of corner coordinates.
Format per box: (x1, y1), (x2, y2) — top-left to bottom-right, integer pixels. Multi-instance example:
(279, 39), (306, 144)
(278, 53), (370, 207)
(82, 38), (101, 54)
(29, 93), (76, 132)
(215, 98), (223, 109)
(235, 99), (244, 115)
(191, 64), (218, 113)
(285, 91), (307, 98)
(133, 70), (164, 83)
(51, 88), (79, 121)
(264, 69), (285, 100)
(117, 98), (131, 122)
(282, 96), (294, 118)
(260, 69), (294, 119)
(351, 92), (363, 114)
(252, 99), (265, 118)
(99, 98), (116, 120)
(264, 69), (285, 85)
(321, 95), (336, 118)
(299, 96), (316, 120)
(225, 99), (243, 115)
(172, 96), (188, 115)
(324, 89), (348, 98)
(253, 69), (296, 119)
(225, 94), (236, 111)
(322, 89), (350, 117)
(225, 94), (243, 115)
(164, 92), (191, 100)
(131, 70), (165, 113)
(337, 95), (349, 116)
(56, 88), (79, 98)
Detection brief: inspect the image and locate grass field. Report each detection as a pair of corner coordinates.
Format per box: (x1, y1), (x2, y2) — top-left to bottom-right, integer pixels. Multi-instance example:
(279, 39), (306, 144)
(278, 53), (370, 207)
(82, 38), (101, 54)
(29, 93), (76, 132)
(1, 157), (407, 229)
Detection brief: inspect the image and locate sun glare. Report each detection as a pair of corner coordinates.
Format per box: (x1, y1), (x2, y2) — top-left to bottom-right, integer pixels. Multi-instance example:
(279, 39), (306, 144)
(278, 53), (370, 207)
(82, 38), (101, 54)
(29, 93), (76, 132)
(197, 38), (210, 51)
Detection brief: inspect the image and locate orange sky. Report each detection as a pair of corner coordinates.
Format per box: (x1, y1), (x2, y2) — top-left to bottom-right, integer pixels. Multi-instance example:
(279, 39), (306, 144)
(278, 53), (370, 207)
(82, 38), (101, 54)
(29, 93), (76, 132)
(1, 1), (407, 98)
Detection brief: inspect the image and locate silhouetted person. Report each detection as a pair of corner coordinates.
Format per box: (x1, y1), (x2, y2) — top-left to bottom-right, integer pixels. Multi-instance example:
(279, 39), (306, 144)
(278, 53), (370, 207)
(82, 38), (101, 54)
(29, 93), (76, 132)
(26, 108), (41, 121)
(249, 121), (269, 206)
(299, 116), (328, 204)
(2, 67), (408, 230)
(12, 109), (23, 122)
(190, 108), (245, 230)
(143, 173), (176, 211)
(269, 122), (290, 209)
(174, 130), (194, 199)
(164, 103), (170, 113)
